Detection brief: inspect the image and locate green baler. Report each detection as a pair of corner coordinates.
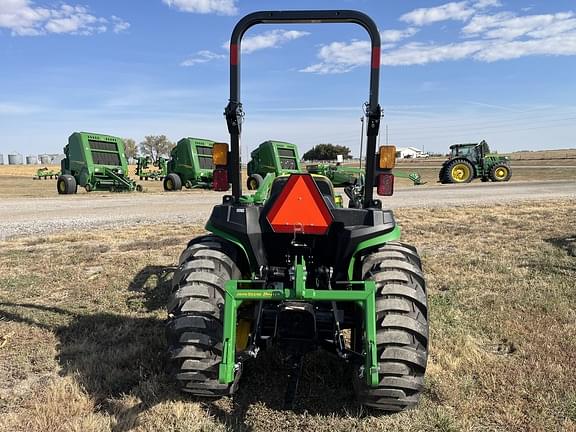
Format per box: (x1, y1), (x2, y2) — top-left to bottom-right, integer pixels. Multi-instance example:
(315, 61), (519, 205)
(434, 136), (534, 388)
(163, 137), (215, 191)
(57, 132), (139, 194)
(246, 140), (302, 190)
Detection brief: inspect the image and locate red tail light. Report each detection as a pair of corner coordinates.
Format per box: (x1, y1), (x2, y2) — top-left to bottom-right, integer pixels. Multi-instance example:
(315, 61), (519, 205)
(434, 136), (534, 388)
(213, 168), (229, 191)
(376, 173), (394, 196)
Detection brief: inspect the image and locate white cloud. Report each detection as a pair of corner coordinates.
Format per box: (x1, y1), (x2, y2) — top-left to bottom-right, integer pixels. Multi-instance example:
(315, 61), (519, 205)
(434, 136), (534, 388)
(302, 4), (576, 72)
(380, 27), (418, 42)
(181, 50), (225, 66)
(162, 0), (237, 15)
(111, 16), (130, 34)
(382, 41), (487, 66)
(475, 33), (576, 61)
(464, 11), (576, 40)
(300, 40), (372, 74)
(474, 0), (501, 9)
(400, 2), (475, 26)
(223, 29), (310, 54)
(0, 0), (128, 36)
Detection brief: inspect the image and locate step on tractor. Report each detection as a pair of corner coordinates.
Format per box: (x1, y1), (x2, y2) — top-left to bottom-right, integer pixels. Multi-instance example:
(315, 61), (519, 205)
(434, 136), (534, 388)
(136, 156), (168, 181)
(164, 137), (215, 191)
(246, 140), (302, 190)
(57, 132), (141, 194)
(166, 10), (428, 411)
(439, 140), (512, 184)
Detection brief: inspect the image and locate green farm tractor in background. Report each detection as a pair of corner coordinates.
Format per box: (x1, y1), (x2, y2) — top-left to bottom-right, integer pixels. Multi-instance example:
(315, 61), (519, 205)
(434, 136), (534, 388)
(439, 140), (512, 184)
(136, 156), (167, 181)
(163, 137), (215, 191)
(166, 10), (428, 411)
(246, 140), (302, 190)
(57, 132), (140, 194)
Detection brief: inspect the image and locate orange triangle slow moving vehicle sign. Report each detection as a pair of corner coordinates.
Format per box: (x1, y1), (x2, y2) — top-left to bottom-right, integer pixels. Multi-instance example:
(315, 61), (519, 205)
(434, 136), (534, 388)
(267, 174), (333, 235)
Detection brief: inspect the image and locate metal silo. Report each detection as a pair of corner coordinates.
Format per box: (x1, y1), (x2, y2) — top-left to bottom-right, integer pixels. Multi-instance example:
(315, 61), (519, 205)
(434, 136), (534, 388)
(26, 155), (38, 165)
(8, 154), (24, 165)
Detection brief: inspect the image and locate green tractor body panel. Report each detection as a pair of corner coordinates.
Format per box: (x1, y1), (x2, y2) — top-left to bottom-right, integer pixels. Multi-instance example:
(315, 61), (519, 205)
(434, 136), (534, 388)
(61, 132), (137, 191)
(440, 140), (511, 183)
(247, 140), (303, 178)
(167, 137), (215, 188)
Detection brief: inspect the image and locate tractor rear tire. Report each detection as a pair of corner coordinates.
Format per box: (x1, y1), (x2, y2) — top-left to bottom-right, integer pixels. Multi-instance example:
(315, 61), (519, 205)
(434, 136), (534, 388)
(246, 174), (264, 191)
(164, 173), (182, 191)
(57, 175), (77, 195)
(355, 241), (428, 412)
(489, 163), (512, 182)
(166, 235), (244, 397)
(442, 159), (474, 183)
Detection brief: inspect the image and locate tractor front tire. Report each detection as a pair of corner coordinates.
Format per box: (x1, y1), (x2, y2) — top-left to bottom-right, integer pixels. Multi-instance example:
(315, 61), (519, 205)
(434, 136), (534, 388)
(164, 173), (182, 191)
(57, 175), (77, 195)
(246, 174), (264, 191)
(355, 241), (428, 412)
(166, 235), (244, 396)
(489, 163), (512, 182)
(442, 159), (474, 183)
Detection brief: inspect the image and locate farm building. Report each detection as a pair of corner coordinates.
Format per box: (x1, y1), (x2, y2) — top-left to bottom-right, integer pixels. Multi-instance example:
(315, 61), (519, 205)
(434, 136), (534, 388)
(396, 147), (427, 158)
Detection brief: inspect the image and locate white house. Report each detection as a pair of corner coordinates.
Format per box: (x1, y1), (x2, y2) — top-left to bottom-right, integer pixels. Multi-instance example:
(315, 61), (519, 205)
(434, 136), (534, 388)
(396, 147), (427, 159)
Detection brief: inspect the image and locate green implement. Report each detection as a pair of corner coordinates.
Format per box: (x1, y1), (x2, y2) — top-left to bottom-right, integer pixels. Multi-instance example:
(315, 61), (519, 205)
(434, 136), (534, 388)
(33, 167), (60, 180)
(57, 132), (140, 194)
(163, 137), (215, 191)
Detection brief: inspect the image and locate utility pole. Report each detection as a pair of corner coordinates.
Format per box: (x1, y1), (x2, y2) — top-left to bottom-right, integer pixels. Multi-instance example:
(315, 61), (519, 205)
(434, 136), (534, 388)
(359, 116), (364, 169)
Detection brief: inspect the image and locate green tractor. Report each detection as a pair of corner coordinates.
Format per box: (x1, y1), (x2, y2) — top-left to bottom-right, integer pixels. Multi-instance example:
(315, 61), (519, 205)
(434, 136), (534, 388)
(58, 132), (140, 194)
(439, 140), (512, 184)
(246, 140), (302, 190)
(136, 156), (167, 181)
(166, 10), (428, 411)
(164, 138), (215, 191)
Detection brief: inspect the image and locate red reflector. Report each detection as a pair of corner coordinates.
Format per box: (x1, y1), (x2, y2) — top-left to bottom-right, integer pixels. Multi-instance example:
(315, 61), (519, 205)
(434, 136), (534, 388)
(267, 174), (333, 235)
(372, 46), (381, 68)
(212, 168), (229, 191)
(230, 43), (238, 65)
(377, 173), (394, 196)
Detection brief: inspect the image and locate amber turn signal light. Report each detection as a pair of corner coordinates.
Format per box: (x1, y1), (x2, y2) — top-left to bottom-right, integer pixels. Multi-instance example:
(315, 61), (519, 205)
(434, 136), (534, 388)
(378, 145), (396, 169)
(212, 143), (229, 166)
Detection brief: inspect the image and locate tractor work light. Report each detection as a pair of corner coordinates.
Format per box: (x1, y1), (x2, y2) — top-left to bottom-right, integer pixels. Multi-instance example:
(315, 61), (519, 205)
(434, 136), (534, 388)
(213, 168), (229, 191)
(212, 143), (229, 166)
(376, 173), (394, 196)
(379, 145), (396, 169)
(267, 174), (333, 235)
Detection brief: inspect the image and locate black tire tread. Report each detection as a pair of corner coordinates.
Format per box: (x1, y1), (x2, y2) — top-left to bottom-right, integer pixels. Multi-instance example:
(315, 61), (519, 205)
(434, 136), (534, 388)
(356, 241), (428, 412)
(166, 236), (243, 397)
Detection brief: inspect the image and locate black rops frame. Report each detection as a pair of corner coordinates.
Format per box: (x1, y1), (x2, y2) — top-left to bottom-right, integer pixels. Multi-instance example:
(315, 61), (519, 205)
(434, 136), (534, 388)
(225, 10), (382, 207)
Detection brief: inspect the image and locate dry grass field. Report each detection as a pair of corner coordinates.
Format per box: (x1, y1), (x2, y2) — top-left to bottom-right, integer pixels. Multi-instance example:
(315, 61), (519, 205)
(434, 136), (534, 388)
(1, 199), (575, 431)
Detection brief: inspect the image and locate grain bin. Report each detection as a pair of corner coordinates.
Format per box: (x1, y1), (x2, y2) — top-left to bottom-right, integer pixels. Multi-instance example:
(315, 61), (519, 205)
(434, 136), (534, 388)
(26, 155), (38, 165)
(39, 154), (51, 164)
(0, 154), (4, 165)
(8, 154), (23, 165)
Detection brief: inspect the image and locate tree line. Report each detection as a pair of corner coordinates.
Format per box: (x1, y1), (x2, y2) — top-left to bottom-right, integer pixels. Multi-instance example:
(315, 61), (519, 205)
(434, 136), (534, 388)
(123, 135), (175, 162)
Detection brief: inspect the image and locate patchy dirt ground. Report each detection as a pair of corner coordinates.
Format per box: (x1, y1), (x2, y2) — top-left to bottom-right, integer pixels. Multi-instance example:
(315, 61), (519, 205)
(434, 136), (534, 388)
(0, 199), (575, 431)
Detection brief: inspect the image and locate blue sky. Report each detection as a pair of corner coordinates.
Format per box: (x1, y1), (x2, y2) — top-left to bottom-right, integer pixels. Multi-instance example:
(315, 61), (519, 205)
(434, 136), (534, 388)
(1, 0), (575, 158)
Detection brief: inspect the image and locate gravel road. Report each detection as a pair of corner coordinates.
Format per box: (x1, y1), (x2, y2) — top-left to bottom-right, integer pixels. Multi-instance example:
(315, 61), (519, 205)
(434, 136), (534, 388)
(1, 180), (574, 239)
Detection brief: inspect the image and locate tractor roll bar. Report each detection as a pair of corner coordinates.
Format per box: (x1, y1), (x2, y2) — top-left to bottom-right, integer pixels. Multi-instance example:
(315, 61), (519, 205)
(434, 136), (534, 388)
(225, 10), (382, 206)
